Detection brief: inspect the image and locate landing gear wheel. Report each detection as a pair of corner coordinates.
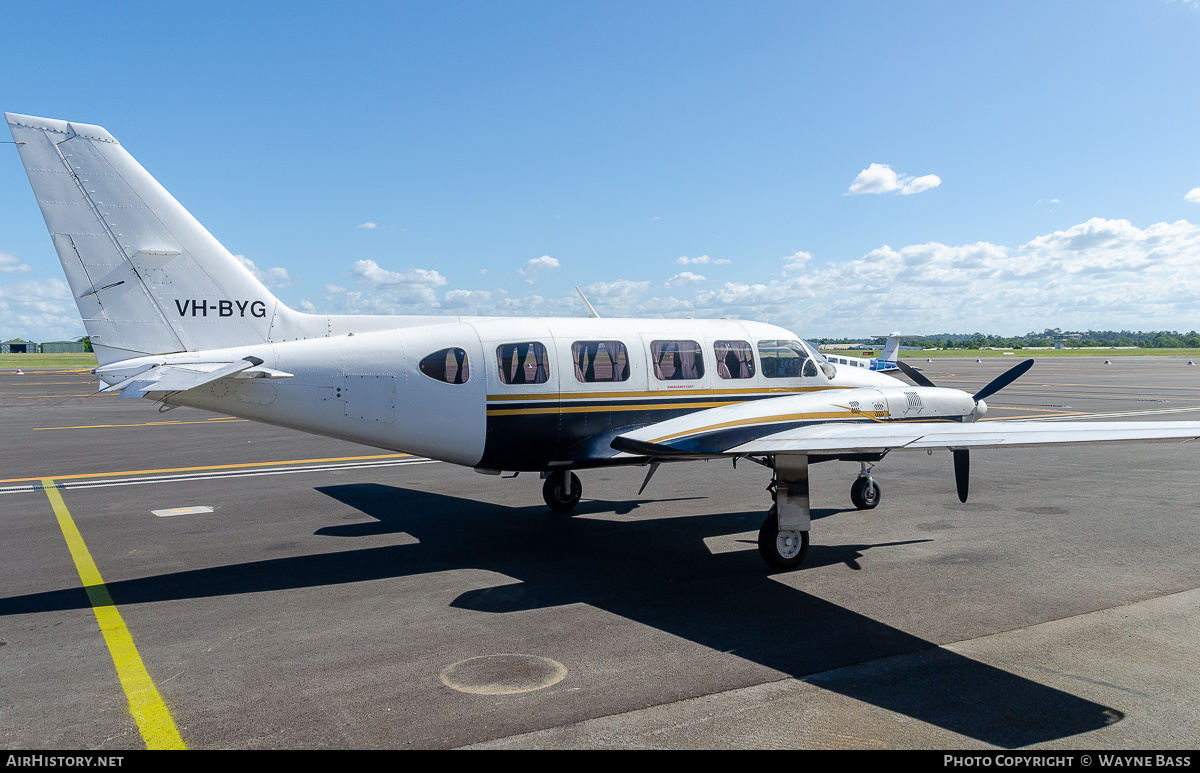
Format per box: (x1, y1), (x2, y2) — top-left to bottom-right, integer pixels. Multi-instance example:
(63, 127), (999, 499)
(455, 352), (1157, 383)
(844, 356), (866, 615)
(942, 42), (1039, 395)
(850, 476), (881, 510)
(542, 470), (582, 511)
(757, 505), (810, 570)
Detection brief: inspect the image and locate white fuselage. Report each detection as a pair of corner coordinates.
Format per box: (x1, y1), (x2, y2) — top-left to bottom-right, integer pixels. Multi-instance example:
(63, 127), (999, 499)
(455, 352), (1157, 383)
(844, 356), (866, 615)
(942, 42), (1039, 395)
(101, 317), (934, 471)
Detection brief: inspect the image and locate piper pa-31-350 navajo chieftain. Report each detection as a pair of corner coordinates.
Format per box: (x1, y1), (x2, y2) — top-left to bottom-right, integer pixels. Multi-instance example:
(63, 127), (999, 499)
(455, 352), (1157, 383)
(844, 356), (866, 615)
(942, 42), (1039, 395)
(11, 112), (1200, 571)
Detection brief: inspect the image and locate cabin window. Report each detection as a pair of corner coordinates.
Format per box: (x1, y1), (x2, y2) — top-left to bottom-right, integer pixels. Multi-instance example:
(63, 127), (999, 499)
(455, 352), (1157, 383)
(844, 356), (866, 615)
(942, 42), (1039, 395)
(650, 340), (705, 380)
(572, 341), (630, 383)
(496, 342), (550, 385)
(758, 339), (818, 378)
(418, 347), (469, 384)
(714, 340), (754, 379)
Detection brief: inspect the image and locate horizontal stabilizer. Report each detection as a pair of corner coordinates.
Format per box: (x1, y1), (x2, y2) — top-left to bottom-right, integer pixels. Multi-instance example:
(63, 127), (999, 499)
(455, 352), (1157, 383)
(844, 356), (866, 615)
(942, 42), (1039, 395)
(99, 356), (292, 397)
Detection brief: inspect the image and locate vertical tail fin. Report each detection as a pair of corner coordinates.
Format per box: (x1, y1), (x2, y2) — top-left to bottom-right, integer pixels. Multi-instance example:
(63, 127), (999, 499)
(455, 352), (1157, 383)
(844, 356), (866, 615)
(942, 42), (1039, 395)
(879, 332), (903, 363)
(7, 113), (282, 365)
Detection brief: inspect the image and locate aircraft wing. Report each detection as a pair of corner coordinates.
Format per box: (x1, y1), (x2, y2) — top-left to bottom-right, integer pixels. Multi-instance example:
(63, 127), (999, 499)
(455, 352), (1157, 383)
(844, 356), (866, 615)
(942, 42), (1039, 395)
(611, 403), (1200, 458)
(97, 356), (293, 397)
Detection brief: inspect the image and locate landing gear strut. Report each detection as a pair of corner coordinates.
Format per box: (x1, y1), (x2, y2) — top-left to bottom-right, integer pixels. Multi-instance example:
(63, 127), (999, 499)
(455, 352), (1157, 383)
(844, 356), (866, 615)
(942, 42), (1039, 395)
(757, 455), (812, 570)
(757, 505), (810, 570)
(542, 470), (582, 511)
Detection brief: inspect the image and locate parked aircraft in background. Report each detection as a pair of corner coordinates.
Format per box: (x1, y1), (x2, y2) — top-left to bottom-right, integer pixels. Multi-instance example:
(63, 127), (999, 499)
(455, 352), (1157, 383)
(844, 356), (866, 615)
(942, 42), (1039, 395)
(11, 112), (1200, 571)
(822, 333), (923, 373)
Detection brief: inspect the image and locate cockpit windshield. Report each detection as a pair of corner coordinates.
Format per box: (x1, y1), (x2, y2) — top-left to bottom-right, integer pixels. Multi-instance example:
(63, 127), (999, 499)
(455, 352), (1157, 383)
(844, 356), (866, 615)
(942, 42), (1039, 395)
(757, 339), (820, 378)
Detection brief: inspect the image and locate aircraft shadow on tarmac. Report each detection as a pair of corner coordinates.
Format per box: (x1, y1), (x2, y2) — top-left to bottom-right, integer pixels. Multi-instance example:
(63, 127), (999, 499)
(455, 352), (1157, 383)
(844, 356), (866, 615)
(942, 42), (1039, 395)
(2, 482), (1121, 748)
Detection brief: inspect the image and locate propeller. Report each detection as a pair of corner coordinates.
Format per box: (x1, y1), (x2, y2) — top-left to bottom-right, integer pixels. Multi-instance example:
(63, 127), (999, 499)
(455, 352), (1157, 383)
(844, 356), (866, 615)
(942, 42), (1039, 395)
(894, 359), (936, 388)
(896, 358), (1035, 503)
(972, 358), (1034, 402)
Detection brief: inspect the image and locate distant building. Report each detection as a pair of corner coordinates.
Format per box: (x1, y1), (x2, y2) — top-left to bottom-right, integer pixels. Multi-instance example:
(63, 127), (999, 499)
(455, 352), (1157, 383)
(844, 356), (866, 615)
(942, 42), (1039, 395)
(40, 340), (88, 353)
(0, 338), (38, 353)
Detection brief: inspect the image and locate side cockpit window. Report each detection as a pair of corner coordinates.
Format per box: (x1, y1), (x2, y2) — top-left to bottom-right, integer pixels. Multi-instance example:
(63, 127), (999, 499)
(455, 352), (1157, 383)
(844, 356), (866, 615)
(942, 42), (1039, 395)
(573, 341), (630, 383)
(714, 340), (754, 379)
(651, 340), (704, 380)
(758, 339), (818, 378)
(496, 342), (550, 384)
(419, 347), (469, 384)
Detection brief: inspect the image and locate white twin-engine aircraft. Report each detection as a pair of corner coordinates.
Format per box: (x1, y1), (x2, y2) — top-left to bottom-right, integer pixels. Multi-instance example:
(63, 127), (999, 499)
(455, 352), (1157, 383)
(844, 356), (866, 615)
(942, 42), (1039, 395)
(11, 112), (1200, 571)
(821, 332), (919, 373)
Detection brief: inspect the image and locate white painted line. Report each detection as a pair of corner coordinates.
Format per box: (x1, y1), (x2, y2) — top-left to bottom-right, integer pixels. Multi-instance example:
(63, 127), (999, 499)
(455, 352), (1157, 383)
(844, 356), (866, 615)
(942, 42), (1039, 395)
(1021, 405), (1200, 422)
(152, 506), (215, 517)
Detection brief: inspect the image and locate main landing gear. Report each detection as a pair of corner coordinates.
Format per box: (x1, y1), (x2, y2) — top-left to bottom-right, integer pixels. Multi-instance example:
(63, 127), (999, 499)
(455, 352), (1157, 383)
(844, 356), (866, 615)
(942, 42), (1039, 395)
(542, 470), (582, 511)
(756, 457), (885, 570)
(757, 505), (810, 570)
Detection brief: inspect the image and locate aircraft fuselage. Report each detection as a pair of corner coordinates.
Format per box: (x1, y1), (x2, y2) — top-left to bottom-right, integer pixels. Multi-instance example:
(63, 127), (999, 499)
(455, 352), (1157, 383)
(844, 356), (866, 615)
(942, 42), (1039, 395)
(103, 316), (916, 471)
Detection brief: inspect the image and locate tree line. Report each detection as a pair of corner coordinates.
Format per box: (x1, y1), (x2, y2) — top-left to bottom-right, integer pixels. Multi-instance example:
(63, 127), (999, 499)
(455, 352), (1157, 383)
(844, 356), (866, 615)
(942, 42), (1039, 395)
(822, 330), (1200, 350)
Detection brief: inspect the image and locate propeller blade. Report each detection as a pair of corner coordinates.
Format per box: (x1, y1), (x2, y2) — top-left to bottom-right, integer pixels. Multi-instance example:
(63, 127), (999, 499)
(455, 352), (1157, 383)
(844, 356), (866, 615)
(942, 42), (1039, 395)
(895, 359), (937, 388)
(972, 358), (1034, 402)
(953, 449), (970, 503)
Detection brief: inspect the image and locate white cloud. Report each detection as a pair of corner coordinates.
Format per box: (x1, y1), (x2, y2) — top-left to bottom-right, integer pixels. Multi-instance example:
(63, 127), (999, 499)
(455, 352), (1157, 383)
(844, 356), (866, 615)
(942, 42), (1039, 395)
(847, 163), (941, 196)
(782, 251), (812, 272)
(234, 255), (292, 288)
(0, 251), (31, 273)
(328, 259), (451, 309)
(441, 289), (492, 309)
(350, 259), (447, 289)
(899, 174), (942, 195)
(234, 215), (1200, 339)
(519, 255), (561, 275)
(668, 217), (1200, 336)
(0, 277), (83, 341)
(665, 271), (706, 288)
(675, 255), (731, 265)
(358, 222), (378, 229)
(1185, 188), (1200, 204)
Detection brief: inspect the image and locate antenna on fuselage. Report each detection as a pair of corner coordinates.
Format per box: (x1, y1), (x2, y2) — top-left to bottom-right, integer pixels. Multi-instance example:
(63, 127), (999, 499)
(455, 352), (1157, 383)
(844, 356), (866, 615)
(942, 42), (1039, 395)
(575, 286), (600, 318)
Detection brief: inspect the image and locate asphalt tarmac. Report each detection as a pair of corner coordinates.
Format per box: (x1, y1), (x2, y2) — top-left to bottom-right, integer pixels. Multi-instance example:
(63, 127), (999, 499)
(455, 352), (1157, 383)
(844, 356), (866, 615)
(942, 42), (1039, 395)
(2, 356), (1199, 750)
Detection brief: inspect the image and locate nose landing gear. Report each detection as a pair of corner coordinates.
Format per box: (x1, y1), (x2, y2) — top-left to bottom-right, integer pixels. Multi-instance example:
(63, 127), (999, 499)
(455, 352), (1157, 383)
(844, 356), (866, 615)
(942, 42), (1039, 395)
(542, 470), (582, 511)
(850, 463), (881, 510)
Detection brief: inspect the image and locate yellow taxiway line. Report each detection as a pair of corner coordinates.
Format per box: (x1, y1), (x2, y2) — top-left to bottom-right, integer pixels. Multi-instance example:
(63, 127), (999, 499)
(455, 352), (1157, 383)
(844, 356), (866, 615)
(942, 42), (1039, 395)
(0, 453), (413, 486)
(42, 480), (186, 750)
(35, 418), (248, 431)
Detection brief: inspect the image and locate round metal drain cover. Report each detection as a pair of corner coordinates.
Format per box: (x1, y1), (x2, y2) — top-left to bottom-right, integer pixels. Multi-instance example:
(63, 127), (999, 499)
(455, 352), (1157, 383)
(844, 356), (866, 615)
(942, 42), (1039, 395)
(439, 654), (567, 695)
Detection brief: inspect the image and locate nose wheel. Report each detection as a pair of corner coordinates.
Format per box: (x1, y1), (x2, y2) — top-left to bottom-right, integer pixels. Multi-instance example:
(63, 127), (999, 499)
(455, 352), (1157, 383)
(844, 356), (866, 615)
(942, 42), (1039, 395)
(850, 475), (881, 510)
(757, 505), (810, 570)
(542, 470), (582, 511)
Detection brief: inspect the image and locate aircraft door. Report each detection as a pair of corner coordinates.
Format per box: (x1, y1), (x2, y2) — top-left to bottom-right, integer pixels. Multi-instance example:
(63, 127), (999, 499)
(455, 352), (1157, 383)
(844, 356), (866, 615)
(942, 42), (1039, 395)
(394, 323), (487, 466)
(640, 335), (715, 397)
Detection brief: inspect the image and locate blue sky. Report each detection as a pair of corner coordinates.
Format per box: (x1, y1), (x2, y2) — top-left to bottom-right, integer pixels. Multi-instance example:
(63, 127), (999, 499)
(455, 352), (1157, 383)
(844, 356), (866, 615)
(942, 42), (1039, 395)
(4, 1), (1200, 341)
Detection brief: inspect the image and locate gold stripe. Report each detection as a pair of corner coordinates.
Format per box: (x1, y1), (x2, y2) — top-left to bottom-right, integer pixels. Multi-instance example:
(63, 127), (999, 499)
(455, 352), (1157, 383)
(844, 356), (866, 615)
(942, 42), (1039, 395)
(649, 411), (863, 443)
(43, 481), (187, 750)
(489, 400), (748, 417)
(486, 386), (837, 402)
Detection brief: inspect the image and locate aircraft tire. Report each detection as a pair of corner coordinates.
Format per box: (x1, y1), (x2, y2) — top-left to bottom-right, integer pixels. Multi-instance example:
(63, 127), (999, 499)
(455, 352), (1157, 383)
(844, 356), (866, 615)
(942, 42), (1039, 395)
(542, 471), (582, 511)
(850, 476), (881, 510)
(757, 506), (809, 570)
